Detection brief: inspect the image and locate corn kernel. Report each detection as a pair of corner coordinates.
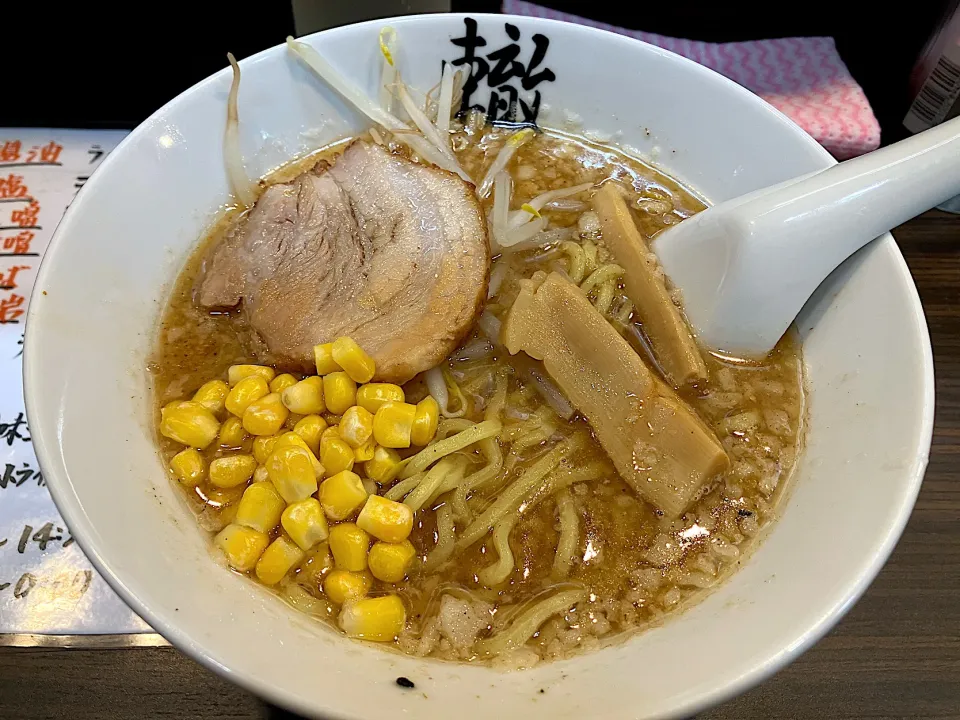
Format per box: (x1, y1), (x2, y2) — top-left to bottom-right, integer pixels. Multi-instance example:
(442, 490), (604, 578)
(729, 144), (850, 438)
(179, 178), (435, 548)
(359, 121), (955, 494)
(225, 375), (270, 417)
(356, 383), (405, 414)
(354, 438), (376, 462)
(411, 396), (440, 446)
(323, 569), (372, 605)
(235, 481), (285, 533)
(364, 446), (402, 484)
(159, 401), (220, 449)
(162, 399), (192, 416)
(218, 416), (247, 448)
(215, 523), (268, 572)
(314, 343), (341, 375)
(282, 376), (326, 415)
(322, 413), (343, 427)
(323, 372), (357, 415)
(228, 364), (276, 386)
(319, 425), (341, 452)
(275, 432), (325, 477)
(338, 595), (406, 641)
(372, 401), (417, 449)
(319, 470), (368, 520)
(328, 522), (370, 571)
(209, 454), (258, 488)
(192, 379), (230, 415)
(282, 498), (329, 551)
(320, 436), (355, 477)
(331, 337), (376, 384)
(255, 536), (304, 585)
(253, 465), (269, 484)
(253, 434), (281, 464)
(357, 495), (413, 543)
(169, 448), (206, 486)
(266, 446), (319, 503)
(274, 431), (309, 452)
(242, 392), (289, 436)
(208, 490), (241, 527)
(293, 415), (327, 455)
(368, 540), (416, 583)
(339, 405), (373, 449)
(270, 373), (299, 393)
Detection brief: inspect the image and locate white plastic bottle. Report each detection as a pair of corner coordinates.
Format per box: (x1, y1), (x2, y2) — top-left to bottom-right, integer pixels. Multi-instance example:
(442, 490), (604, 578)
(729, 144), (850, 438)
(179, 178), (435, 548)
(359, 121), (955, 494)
(904, 0), (960, 211)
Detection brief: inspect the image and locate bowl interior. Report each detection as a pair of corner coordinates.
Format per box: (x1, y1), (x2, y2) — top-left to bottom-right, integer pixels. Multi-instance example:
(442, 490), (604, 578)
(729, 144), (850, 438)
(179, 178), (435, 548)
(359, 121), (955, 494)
(24, 14), (933, 720)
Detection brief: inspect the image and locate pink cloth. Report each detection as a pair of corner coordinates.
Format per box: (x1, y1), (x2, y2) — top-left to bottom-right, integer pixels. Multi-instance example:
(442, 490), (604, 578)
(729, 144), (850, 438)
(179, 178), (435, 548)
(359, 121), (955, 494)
(503, 0), (880, 159)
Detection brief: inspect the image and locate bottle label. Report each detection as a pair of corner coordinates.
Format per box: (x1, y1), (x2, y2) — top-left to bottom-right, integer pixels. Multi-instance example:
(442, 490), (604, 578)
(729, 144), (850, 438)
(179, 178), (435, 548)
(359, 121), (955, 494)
(905, 42), (960, 132)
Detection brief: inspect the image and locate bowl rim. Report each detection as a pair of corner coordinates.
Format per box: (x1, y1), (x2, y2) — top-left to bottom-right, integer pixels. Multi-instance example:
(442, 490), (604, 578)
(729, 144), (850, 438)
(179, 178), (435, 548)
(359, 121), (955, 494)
(23, 12), (935, 720)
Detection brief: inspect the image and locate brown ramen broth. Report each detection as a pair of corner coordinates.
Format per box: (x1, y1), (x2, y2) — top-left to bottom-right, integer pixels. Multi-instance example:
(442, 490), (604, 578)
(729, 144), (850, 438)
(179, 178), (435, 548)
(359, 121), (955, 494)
(152, 124), (804, 666)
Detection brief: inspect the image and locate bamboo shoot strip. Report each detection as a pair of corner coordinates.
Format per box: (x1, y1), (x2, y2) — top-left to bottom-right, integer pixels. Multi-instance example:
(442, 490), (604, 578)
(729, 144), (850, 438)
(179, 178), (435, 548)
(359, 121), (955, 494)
(591, 184), (707, 386)
(502, 271), (728, 517)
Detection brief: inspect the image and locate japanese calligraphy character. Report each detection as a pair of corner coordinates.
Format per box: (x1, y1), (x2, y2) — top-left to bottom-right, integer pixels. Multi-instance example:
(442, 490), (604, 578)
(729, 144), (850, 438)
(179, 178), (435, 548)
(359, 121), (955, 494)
(0, 141), (21, 163)
(0, 265), (27, 290)
(486, 24), (554, 90)
(0, 174), (28, 199)
(451, 18), (490, 113)
(41, 141), (63, 164)
(89, 144), (104, 163)
(0, 462), (39, 488)
(450, 19), (555, 125)
(0, 411), (30, 444)
(2, 231), (33, 254)
(25, 141), (63, 165)
(10, 201), (39, 228)
(15, 333), (24, 358)
(486, 85), (519, 125)
(0, 293), (25, 324)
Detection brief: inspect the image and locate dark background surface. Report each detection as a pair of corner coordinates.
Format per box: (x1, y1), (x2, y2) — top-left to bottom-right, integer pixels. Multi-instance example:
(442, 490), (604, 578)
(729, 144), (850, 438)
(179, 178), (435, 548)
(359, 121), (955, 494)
(4, 2), (956, 144)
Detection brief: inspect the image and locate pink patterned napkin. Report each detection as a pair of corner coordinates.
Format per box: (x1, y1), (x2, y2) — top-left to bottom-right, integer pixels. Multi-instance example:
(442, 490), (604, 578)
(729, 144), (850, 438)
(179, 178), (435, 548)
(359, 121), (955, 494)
(503, 0), (880, 159)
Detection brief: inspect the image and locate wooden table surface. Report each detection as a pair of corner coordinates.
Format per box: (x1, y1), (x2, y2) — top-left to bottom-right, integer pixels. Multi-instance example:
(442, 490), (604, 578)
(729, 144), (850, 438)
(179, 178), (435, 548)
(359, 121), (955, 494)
(0, 212), (957, 719)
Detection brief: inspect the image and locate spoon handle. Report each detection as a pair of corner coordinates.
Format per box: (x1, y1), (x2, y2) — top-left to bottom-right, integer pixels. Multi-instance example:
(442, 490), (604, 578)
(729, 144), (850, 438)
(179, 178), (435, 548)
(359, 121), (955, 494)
(763, 113), (960, 244)
(654, 115), (960, 357)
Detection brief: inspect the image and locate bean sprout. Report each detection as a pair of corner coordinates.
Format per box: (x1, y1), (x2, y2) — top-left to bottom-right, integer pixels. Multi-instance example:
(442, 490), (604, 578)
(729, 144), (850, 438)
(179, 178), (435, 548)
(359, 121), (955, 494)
(224, 53), (255, 207)
(477, 128), (535, 198)
(435, 62), (455, 141)
(286, 37), (467, 180)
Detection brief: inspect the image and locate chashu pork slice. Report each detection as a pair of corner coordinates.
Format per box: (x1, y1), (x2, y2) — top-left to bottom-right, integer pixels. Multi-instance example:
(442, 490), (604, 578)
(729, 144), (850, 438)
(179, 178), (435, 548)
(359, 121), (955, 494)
(196, 141), (489, 384)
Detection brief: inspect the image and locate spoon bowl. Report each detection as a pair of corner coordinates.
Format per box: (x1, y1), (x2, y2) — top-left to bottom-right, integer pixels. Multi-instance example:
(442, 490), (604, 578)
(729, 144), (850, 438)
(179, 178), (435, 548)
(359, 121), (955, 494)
(653, 114), (960, 356)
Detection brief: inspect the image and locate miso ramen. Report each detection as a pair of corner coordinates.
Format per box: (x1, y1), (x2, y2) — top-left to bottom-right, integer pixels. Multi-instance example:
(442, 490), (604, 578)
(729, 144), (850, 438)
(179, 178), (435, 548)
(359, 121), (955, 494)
(150, 39), (804, 668)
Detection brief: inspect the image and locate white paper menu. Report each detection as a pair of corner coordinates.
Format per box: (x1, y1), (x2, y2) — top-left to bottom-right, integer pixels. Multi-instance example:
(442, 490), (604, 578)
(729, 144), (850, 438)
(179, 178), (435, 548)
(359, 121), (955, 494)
(0, 129), (152, 634)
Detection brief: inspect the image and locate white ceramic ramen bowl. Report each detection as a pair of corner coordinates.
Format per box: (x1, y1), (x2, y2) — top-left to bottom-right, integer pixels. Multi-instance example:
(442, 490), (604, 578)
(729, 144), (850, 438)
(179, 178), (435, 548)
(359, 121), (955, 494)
(23, 13), (934, 720)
